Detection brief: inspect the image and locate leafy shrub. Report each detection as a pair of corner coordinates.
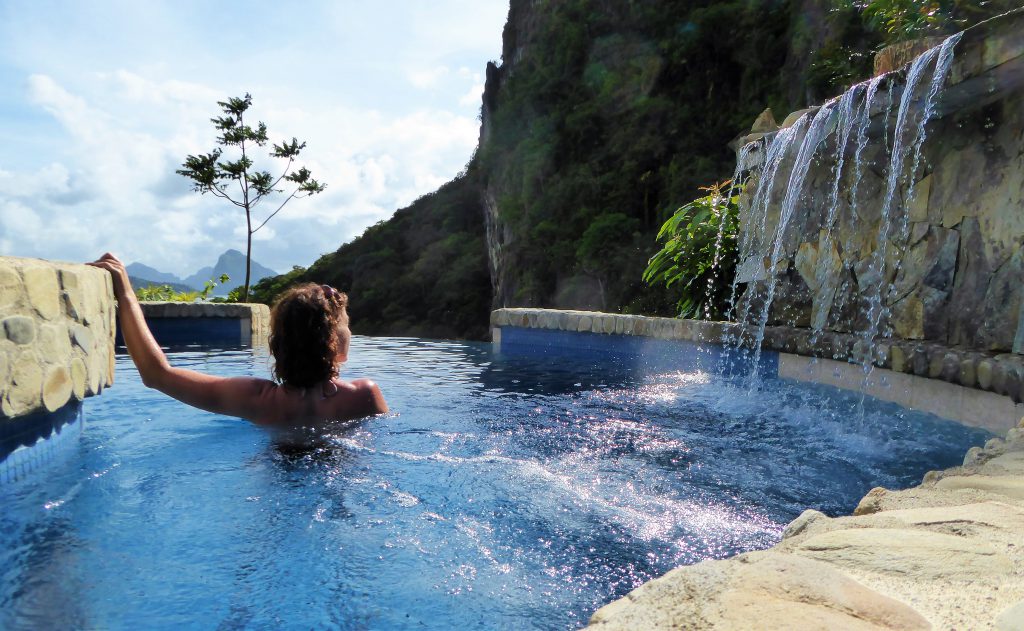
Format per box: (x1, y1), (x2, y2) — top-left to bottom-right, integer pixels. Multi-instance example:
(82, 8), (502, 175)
(135, 275), (231, 302)
(642, 182), (739, 319)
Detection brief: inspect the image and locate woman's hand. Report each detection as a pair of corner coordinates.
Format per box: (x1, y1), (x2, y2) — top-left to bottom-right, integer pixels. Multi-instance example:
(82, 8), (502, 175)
(87, 252), (132, 298)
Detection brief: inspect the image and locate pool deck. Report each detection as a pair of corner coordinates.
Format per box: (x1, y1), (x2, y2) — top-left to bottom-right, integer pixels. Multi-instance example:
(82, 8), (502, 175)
(587, 425), (1024, 630)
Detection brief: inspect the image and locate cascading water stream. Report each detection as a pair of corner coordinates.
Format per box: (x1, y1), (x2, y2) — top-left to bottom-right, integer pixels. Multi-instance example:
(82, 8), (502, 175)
(747, 102), (838, 384)
(720, 122), (806, 366)
(858, 33), (961, 368)
(703, 144), (754, 322)
(811, 81), (868, 336)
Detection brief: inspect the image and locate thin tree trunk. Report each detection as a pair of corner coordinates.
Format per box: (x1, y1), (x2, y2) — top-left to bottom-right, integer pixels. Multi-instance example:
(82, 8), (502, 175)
(244, 207), (252, 302)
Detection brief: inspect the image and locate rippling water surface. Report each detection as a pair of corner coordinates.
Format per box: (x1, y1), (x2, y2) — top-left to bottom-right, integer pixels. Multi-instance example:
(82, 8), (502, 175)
(0, 336), (991, 629)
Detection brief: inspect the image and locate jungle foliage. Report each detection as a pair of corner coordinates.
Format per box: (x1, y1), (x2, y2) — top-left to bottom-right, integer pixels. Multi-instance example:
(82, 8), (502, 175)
(643, 182), (740, 320)
(253, 0), (1012, 339)
(254, 170), (492, 340)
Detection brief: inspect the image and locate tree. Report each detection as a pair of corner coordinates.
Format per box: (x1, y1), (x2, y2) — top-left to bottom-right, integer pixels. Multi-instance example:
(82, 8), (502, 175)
(177, 94), (326, 302)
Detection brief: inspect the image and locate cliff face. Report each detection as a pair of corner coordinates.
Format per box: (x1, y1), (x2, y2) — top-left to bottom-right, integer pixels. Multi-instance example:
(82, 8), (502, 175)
(477, 0), (863, 313)
(267, 0), (882, 338)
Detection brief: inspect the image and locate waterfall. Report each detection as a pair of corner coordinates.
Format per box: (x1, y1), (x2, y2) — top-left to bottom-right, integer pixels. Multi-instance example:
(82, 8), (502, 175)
(725, 33), (961, 384)
(859, 33), (961, 367)
(748, 103), (838, 378)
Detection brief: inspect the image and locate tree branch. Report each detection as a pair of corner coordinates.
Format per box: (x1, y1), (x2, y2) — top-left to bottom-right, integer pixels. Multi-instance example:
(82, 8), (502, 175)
(251, 189), (299, 233)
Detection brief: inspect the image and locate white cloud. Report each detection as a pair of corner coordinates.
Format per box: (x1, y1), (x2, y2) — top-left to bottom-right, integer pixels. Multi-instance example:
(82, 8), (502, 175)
(408, 65), (451, 89)
(0, 1), (507, 275)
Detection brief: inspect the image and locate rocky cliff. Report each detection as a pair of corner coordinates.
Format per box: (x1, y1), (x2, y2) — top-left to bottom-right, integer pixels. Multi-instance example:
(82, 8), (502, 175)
(265, 0), (888, 338)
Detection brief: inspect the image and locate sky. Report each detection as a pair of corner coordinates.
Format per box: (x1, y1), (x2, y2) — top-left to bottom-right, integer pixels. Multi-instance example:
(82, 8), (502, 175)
(0, 0), (509, 278)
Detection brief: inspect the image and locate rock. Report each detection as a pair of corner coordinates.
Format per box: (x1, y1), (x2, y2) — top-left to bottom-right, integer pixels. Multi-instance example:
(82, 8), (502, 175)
(978, 359), (995, 389)
(795, 527), (1014, 579)
(996, 600), (1024, 631)
(964, 446), (985, 467)
(750, 107), (777, 134)
(853, 488), (888, 516)
(960, 358), (977, 387)
(3, 355), (42, 417)
(873, 37), (946, 76)
(891, 345), (908, 373)
(588, 552), (929, 630)
(936, 475), (1024, 501)
(0, 265), (22, 310)
(38, 323), (71, 360)
(3, 316), (37, 345)
(42, 364), (72, 412)
(781, 509), (828, 539)
(22, 265), (61, 320)
(70, 324), (93, 352)
(780, 107), (817, 129)
(70, 357), (87, 399)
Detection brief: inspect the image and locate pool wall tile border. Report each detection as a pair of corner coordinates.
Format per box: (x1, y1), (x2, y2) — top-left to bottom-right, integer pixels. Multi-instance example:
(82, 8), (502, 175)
(492, 308), (1024, 434)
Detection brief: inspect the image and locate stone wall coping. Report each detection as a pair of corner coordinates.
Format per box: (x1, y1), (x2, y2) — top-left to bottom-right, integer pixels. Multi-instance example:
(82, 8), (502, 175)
(139, 301), (269, 319)
(491, 308), (1024, 404)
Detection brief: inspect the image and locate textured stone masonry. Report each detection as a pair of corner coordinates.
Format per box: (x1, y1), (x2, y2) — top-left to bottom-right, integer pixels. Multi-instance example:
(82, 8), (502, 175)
(0, 256), (115, 419)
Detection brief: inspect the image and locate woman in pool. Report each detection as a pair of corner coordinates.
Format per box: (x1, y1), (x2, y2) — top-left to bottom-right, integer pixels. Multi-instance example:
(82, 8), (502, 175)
(88, 253), (387, 425)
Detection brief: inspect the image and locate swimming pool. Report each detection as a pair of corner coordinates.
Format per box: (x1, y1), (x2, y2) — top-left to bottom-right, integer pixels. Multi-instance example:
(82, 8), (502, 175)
(0, 336), (991, 629)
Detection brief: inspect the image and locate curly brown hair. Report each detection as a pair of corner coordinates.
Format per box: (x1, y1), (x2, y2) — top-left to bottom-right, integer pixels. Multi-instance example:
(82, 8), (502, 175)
(269, 283), (350, 388)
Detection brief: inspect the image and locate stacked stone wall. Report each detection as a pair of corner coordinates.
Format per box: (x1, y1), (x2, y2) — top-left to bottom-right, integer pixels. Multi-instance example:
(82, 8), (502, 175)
(734, 9), (1024, 357)
(0, 256), (116, 419)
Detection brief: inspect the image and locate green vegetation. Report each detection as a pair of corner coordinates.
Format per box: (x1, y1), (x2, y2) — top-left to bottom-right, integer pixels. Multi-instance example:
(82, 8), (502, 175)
(255, 171), (492, 340)
(252, 0), (1014, 339)
(643, 182), (740, 319)
(135, 275), (231, 302)
(849, 0), (1012, 42)
(177, 94), (326, 302)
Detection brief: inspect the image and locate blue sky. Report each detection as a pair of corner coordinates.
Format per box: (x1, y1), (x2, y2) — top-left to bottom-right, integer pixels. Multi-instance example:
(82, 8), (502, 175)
(0, 1), (508, 277)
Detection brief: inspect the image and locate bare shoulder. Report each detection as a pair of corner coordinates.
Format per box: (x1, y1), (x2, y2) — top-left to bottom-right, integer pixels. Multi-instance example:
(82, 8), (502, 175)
(348, 378), (388, 415)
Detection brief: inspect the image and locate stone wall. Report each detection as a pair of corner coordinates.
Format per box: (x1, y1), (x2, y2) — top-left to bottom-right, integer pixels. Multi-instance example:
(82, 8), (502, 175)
(137, 301), (270, 347)
(734, 9), (1024, 356)
(0, 256), (115, 419)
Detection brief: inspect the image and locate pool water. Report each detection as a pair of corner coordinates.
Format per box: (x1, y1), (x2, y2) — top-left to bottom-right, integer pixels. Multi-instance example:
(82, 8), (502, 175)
(0, 336), (991, 630)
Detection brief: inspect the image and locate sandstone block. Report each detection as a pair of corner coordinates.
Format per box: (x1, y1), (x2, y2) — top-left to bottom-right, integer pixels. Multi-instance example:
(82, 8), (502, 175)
(996, 600), (1024, 631)
(70, 357), (87, 399)
(42, 365), (72, 412)
(0, 265), (22, 310)
(588, 552), (929, 630)
(960, 358), (977, 387)
(795, 527), (1014, 579)
(22, 265), (61, 320)
(978, 359), (994, 389)
(4, 356), (42, 417)
(890, 345), (908, 373)
(38, 323), (71, 360)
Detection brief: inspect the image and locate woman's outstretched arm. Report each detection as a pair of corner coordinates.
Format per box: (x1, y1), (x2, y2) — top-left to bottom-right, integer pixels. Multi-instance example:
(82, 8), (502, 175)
(87, 253), (276, 421)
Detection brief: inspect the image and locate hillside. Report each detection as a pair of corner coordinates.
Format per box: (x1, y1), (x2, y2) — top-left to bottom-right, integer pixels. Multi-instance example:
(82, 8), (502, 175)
(254, 0), (887, 338)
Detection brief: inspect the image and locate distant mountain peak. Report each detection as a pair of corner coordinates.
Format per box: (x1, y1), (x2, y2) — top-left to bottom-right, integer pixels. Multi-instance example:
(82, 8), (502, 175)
(129, 249), (277, 296)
